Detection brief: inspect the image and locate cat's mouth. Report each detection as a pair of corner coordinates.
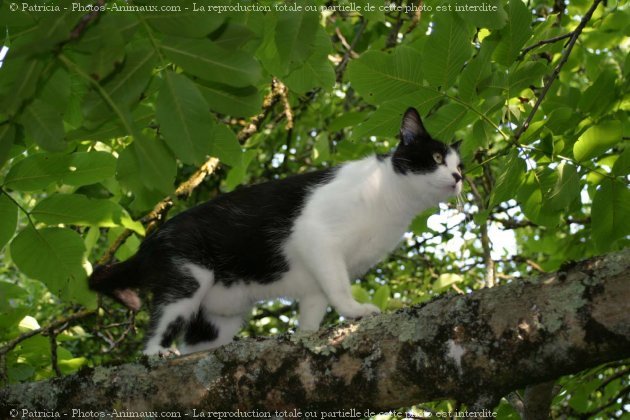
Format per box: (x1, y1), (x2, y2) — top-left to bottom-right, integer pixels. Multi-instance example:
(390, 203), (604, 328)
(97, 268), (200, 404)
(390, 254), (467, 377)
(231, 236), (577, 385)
(451, 182), (462, 194)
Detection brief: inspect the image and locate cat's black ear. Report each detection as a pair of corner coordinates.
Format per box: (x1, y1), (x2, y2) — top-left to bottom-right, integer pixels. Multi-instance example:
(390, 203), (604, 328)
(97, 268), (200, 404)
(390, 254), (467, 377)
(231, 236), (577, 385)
(451, 139), (462, 151)
(400, 107), (429, 145)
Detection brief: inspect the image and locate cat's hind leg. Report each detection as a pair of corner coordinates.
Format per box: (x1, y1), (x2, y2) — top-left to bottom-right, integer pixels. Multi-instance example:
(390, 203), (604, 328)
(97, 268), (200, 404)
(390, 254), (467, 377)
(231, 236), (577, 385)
(143, 262), (214, 356)
(179, 311), (244, 355)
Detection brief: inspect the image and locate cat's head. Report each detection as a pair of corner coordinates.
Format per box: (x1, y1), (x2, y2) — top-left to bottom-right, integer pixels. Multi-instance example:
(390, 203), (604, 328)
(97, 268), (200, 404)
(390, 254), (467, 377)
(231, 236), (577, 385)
(392, 107), (463, 198)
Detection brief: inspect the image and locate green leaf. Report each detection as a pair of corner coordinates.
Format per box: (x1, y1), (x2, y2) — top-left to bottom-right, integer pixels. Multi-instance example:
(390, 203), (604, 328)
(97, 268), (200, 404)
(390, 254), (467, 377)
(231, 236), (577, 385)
(574, 120), (622, 162)
(88, 39), (127, 82)
(10, 227), (94, 307)
(9, 1), (82, 57)
(3, 151), (117, 191)
(212, 22), (260, 51)
(519, 119), (547, 145)
(346, 47), (425, 105)
(489, 150), (526, 208)
(577, 70), (617, 117)
(67, 104), (154, 143)
(569, 380), (599, 413)
(107, 227), (141, 261)
(161, 36), (262, 87)
(433, 273), (463, 292)
(373, 285), (391, 311)
(71, 15), (135, 82)
(275, 10), (319, 73)
(39, 67), (72, 117)
(82, 40), (157, 127)
(422, 12), (472, 89)
(0, 193), (18, 250)
(74, 13), (138, 53)
(507, 61), (547, 99)
(493, 0), (533, 66)
(115, 146), (166, 212)
(546, 107), (581, 135)
(58, 357), (88, 375)
(612, 147), (630, 176)
(31, 194), (144, 234)
(312, 133), (330, 164)
(131, 134), (176, 194)
(84, 226), (100, 256)
(459, 40), (496, 102)
(197, 81), (263, 118)
(209, 124), (242, 167)
(7, 363), (35, 383)
(467, 119), (494, 153)
(0, 1), (36, 27)
(223, 150), (256, 192)
(0, 58), (44, 116)
(328, 112), (369, 132)
(351, 285), (371, 304)
(20, 99), (66, 152)
(0, 281), (29, 331)
(335, 141), (373, 163)
(517, 169), (561, 227)
(591, 179), (630, 251)
(352, 90), (442, 140)
(456, 0), (508, 29)
(547, 162), (580, 211)
(284, 28), (335, 95)
(156, 71), (213, 164)
(0, 123), (16, 169)
(353, 0), (385, 21)
(143, 8), (224, 38)
(11, 334), (50, 376)
(425, 103), (471, 140)
(409, 208), (435, 235)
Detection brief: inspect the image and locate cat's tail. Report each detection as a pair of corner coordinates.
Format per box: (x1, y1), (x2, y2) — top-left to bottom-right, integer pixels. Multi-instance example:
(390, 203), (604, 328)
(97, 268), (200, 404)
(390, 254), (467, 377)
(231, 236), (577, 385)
(88, 257), (143, 311)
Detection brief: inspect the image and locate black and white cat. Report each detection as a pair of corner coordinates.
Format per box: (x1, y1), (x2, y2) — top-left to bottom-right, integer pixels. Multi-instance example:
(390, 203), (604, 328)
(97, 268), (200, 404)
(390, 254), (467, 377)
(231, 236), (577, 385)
(89, 107), (463, 355)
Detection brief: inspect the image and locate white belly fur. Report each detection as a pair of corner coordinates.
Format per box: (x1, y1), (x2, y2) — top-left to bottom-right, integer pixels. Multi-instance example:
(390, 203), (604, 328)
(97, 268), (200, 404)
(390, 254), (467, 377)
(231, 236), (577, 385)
(200, 264), (321, 316)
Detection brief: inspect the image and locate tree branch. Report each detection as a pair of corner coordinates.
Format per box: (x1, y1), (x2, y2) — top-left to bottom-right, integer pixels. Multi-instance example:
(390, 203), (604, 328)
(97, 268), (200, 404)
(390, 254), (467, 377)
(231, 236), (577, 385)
(0, 310), (95, 358)
(2, 249), (628, 413)
(513, 0), (603, 142)
(0, 309), (95, 385)
(518, 32), (572, 60)
(335, 19), (367, 82)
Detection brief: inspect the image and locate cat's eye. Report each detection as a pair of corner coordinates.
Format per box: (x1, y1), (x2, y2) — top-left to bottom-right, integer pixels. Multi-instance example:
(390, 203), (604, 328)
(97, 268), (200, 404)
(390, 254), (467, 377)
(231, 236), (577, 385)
(433, 153), (443, 164)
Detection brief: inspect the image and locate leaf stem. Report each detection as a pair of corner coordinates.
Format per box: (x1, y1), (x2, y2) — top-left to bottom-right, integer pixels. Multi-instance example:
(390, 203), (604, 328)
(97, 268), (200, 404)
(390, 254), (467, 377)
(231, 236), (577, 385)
(0, 187), (37, 230)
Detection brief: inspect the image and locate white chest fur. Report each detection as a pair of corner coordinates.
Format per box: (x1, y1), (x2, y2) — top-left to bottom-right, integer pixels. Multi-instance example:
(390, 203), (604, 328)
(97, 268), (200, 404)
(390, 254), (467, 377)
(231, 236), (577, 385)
(288, 156), (423, 278)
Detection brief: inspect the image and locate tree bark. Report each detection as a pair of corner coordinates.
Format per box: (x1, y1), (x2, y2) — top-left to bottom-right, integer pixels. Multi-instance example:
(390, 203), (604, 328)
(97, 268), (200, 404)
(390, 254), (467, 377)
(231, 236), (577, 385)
(1, 249), (629, 415)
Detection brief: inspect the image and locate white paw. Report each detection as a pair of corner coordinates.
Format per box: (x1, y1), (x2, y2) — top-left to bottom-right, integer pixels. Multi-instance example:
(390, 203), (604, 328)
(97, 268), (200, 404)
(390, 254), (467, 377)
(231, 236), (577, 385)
(143, 345), (180, 357)
(159, 347), (181, 358)
(339, 302), (381, 319)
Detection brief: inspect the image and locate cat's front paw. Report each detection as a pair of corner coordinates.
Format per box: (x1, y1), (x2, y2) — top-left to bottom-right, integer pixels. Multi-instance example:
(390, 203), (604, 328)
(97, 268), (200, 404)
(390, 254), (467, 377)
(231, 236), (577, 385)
(158, 348), (181, 358)
(339, 302), (381, 319)
(143, 345), (181, 358)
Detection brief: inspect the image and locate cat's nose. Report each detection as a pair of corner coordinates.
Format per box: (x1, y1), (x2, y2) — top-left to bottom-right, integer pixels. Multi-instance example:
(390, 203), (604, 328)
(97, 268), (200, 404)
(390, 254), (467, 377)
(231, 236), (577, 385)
(452, 172), (462, 183)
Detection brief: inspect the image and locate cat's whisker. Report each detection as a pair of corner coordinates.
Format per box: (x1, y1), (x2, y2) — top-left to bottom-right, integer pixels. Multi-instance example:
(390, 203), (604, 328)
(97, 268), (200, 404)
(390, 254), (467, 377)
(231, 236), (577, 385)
(456, 192), (464, 213)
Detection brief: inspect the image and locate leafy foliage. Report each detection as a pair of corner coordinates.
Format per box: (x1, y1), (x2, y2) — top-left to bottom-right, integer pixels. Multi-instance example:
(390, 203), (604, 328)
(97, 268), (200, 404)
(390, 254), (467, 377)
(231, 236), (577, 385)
(0, 0), (628, 416)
